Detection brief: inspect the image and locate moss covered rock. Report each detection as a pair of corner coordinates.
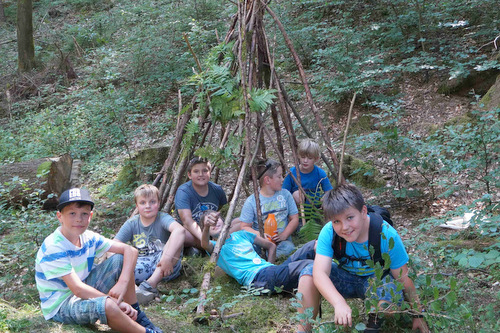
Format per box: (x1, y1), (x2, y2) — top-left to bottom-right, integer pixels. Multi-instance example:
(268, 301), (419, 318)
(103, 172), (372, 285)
(342, 154), (386, 189)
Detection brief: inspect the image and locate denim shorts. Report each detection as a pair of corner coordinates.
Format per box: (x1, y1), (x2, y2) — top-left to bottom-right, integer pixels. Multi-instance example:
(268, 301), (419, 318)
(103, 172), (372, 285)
(300, 262), (402, 303)
(134, 250), (182, 285)
(51, 254), (124, 325)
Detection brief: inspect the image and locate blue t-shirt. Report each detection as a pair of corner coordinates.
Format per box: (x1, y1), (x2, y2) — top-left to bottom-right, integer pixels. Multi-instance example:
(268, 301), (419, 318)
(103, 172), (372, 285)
(316, 218), (408, 276)
(282, 165), (333, 204)
(210, 230), (274, 286)
(174, 180), (227, 224)
(239, 189), (298, 241)
(114, 212), (176, 256)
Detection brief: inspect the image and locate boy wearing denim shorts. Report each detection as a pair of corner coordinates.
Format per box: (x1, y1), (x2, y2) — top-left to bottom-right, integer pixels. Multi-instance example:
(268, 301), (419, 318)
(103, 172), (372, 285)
(114, 184), (185, 302)
(201, 211), (315, 292)
(35, 188), (162, 333)
(296, 183), (428, 332)
(238, 159), (300, 258)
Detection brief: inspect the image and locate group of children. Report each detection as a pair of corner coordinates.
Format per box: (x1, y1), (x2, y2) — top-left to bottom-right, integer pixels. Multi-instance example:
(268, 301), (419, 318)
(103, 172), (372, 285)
(35, 138), (428, 332)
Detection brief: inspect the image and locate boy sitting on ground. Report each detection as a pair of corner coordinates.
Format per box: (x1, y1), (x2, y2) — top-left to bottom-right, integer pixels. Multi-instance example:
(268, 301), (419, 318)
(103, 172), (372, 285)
(201, 210), (315, 293)
(238, 159), (300, 258)
(282, 138), (333, 225)
(35, 188), (162, 333)
(174, 157), (228, 252)
(114, 184), (185, 303)
(296, 183), (428, 332)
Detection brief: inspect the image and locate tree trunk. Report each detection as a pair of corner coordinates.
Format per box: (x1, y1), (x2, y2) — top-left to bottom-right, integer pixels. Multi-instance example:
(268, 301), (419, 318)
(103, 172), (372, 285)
(0, 154), (73, 209)
(17, 0), (35, 72)
(0, 0), (6, 24)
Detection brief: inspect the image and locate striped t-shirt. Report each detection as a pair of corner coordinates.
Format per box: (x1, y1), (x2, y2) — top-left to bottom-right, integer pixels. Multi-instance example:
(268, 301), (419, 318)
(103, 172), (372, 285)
(35, 227), (112, 319)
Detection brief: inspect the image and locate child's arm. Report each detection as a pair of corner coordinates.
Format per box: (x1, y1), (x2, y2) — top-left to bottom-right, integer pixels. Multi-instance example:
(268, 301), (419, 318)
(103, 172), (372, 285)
(253, 234), (277, 263)
(272, 213), (299, 243)
(157, 222), (185, 277)
(201, 217), (215, 254)
(106, 241), (139, 303)
(391, 265), (429, 332)
(313, 253), (353, 328)
(240, 220), (259, 236)
(178, 209), (203, 241)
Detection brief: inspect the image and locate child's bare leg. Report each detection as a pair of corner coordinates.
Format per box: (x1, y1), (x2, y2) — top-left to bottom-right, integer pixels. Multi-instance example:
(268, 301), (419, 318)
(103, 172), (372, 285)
(122, 267), (140, 305)
(105, 298), (145, 333)
(297, 275), (320, 332)
(146, 244), (182, 288)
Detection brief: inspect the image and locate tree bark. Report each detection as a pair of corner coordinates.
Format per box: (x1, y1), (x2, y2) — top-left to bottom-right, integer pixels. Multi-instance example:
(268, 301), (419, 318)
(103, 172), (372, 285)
(17, 0), (35, 72)
(0, 0), (6, 24)
(0, 154), (73, 209)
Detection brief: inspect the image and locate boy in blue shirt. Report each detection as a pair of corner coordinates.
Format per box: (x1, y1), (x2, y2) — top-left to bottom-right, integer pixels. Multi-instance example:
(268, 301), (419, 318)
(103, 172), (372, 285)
(238, 159), (300, 258)
(283, 139), (333, 224)
(296, 183), (428, 332)
(201, 211), (315, 293)
(35, 188), (162, 333)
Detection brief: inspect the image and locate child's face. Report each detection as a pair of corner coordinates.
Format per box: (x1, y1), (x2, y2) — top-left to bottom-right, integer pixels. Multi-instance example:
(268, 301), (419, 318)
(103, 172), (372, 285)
(266, 166), (284, 192)
(330, 205), (369, 243)
(299, 154), (318, 173)
(188, 163), (211, 187)
(136, 194), (160, 221)
(57, 203), (93, 241)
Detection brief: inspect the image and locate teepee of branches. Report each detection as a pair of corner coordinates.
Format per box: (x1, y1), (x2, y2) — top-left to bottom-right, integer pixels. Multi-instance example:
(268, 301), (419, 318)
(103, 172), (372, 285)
(148, 0), (350, 316)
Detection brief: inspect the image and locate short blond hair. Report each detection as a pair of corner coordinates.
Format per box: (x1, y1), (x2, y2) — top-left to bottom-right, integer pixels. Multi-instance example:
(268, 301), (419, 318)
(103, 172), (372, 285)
(298, 138), (320, 160)
(134, 184), (160, 203)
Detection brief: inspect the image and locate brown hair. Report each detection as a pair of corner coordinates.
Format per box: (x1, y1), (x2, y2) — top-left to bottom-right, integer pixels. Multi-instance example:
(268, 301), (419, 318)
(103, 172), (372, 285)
(322, 183), (365, 221)
(256, 159), (281, 186)
(187, 157), (212, 173)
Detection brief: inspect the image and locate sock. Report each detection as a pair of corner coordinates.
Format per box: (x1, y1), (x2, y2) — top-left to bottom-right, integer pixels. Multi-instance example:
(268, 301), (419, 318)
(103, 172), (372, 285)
(131, 302), (141, 312)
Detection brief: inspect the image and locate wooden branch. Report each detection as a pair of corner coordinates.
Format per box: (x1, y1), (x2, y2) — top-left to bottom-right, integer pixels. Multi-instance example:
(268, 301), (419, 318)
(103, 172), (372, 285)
(263, 1), (344, 183)
(338, 92), (357, 185)
(183, 33), (202, 73)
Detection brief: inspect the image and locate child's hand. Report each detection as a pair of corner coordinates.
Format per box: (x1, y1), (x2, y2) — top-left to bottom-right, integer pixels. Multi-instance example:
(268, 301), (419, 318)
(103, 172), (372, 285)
(412, 317), (429, 332)
(157, 258), (174, 277)
(117, 301), (138, 320)
(333, 301), (352, 328)
(108, 281), (127, 305)
(271, 231), (287, 244)
(203, 211), (220, 227)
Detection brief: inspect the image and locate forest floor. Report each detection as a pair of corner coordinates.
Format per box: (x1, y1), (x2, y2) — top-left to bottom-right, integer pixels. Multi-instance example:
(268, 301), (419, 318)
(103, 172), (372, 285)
(2, 72), (498, 333)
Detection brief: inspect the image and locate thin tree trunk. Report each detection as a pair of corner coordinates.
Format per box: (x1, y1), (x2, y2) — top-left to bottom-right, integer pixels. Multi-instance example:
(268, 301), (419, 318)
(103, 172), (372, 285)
(17, 0), (35, 72)
(0, 0), (6, 23)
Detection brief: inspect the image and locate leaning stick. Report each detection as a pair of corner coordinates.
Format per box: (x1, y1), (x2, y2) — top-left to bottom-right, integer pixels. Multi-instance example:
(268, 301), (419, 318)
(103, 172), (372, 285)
(338, 92), (357, 185)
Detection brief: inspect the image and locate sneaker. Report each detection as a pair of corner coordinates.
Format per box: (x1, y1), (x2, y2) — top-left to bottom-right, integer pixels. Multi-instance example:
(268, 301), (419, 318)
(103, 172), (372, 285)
(363, 313), (384, 333)
(136, 310), (163, 333)
(139, 281), (158, 294)
(185, 246), (201, 257)
(136, 288), (156, 305)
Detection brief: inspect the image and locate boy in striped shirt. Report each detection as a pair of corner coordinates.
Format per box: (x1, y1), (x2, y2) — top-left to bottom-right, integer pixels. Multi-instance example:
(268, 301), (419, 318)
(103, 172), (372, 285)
(35, 188), (162, 333)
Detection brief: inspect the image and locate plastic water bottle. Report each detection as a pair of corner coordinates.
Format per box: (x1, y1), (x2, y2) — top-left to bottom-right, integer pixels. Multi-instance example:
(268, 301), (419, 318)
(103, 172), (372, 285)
(264, 213), (277, 243)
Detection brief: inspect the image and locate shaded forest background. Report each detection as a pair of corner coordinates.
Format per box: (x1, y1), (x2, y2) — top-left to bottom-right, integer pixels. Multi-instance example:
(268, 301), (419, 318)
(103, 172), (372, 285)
(0, 0), (499, 332)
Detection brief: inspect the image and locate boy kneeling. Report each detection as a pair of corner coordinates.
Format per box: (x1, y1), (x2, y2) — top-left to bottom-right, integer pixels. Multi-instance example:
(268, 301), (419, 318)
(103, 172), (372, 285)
(35, 188), (162, 333)
(297, 183), (428, 332)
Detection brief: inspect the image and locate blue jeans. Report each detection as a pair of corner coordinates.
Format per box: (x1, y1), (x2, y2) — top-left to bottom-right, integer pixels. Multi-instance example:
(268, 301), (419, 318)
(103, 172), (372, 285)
(252, 240), (316, 292)
(135, 250), (183, 285)
(300, 262), (402, 303)
(51, 254), (124, 325)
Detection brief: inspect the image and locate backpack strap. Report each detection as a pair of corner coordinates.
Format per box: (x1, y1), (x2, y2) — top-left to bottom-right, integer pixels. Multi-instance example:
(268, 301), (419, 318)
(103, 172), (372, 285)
(367, 212), (384, 268)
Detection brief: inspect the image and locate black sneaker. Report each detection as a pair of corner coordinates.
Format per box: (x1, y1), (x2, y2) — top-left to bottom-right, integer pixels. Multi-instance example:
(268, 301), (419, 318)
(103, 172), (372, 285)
(364, 313), (384, 333)
(136, 310), (163, 333)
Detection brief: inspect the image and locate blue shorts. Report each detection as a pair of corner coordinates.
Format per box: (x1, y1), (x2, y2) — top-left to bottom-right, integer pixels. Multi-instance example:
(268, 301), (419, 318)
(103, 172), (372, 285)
(134, 250), (182, 285)
(300, 262), (403, 303)
(51, 254), (124, 325)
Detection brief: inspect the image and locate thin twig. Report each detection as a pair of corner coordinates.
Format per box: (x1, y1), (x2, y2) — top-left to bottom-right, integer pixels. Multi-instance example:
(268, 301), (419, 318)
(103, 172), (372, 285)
(338, 92), (357, 184)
